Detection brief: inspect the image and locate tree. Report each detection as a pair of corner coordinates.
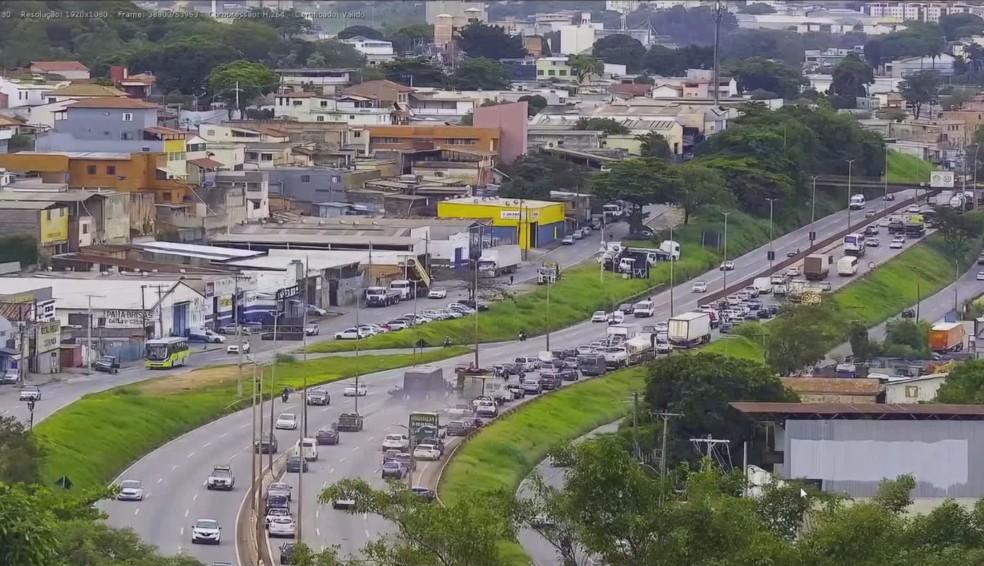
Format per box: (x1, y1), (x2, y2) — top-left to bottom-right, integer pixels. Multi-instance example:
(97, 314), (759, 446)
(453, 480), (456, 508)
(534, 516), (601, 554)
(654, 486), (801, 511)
(739, 2), (777, 14)
(933, 204), (983, 257)
(517, 94), (547, 116)
(643, 44), (713, 76)
(591, 158), (677, 232)
(457, 22), (526, 59)
(337, 25), (383, 40)
(830, 54), (874, 108)
(651, 5), (739, 46)
(267, 8), (313, 40)
(672, 163), (734, 224)
(387, 24), (433, 56)
(451, 57), (511, 90)
(726, 57), (806, 100)
(882, 318), (932, 359)
(636, 132), (672, 160)
(318, 479), (520, 565)
(864, 23), (945, 68)
(646, 354), (795, 465)
(207, 60), (278, 116)
(848, 321), (877, 362)
(128, 39), (240, 95)
(0, 417), (42, 484)
(941, 13), (984, 41)
(574, 117), (629, 135)
(305, 40), (367, 69)
(936, 360), (984, 402)
(567, 53), (604, 84)
(591, 34), (646, 73)
(765, 304), (841, 375)
(500, 152), (592, 200)
(379, 57), (446, 87)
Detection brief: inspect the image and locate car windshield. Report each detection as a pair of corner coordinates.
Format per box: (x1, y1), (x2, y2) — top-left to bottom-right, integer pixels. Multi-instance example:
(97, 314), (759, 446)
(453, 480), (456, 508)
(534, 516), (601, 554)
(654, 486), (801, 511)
(120, 480), (141, 489)
(383, 462), (400, 469)
(417, 444), (435, 450)
(385, 434), (403, 441)
(279, 413), (296, 421)
(195, 520), (219, 529)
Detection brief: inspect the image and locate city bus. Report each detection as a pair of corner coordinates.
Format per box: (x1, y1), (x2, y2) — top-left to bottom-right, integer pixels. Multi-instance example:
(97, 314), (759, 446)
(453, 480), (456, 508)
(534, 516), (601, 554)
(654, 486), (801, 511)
(145, 337), (190, 369)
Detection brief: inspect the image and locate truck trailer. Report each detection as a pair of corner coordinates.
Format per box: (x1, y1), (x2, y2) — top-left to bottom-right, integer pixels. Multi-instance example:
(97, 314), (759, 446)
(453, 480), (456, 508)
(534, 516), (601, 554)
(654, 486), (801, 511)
(929, 322), (967, 353)
(477, 245), (521, 278)
(803, 254), (830, 281)
(667, 312), (711, 348)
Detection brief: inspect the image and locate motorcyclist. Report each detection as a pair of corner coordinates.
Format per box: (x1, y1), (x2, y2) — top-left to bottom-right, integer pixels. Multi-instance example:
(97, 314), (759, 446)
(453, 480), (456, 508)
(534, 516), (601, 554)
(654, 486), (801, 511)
(443, 336), (453, 347)
(281, 387), (289, 402)
(518, 330), (527, 342)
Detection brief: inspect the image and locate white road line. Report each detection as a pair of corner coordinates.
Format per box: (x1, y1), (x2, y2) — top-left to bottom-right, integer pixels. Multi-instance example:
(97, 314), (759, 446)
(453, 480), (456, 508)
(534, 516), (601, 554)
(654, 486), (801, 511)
(328, 467), (334, 474)
(351, 446), (360, 452)
(363, 512), (368, 521)
(218, 432), (228, 439)
(366, 436), (375, 442)
(184, 509), (190, 518)
(315, 509), (320, 519)
(157, 477), (164, 484)
(339, 457), (346, 463)
(171, 465), (178, 471)
(186, 451), (196, 459)
(316, 528), (321, 537)
(229, 453), (239, 461)
(364, 529), (371, 539)
(202, 442), (211, 448)
(193, 493), (199, 502)
(134, 508), (140, 516)
(240, 423), (250, 430)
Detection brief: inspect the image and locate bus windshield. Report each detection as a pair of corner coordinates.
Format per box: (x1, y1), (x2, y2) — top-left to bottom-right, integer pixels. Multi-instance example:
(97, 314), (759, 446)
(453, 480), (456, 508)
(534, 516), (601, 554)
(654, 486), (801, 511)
(146, 343), (169, 360)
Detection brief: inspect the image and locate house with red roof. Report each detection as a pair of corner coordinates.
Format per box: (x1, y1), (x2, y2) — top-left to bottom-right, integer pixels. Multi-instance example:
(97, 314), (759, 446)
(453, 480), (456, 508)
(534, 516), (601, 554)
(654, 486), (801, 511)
(29, 61), (90, 80)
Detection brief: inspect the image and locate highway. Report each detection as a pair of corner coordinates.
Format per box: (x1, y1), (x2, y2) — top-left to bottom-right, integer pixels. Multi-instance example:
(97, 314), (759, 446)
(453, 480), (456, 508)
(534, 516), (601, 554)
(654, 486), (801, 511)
(98, 192), (920, 565)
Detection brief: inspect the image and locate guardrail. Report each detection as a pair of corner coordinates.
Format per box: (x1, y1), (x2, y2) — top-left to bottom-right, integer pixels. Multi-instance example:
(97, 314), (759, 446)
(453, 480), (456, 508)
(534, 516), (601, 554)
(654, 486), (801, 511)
(237, 451), (288, 566)
(697, 191), (938, 307)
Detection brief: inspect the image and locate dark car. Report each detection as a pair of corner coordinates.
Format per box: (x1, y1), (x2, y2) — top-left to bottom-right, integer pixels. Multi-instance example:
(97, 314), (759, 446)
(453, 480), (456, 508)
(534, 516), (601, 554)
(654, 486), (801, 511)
(381, 461), (407, 479)
(445, 419), (475, 437)
(306, 388), (330, 406)
(495, 362), (525, 377)
(757, 309), (771, 320)
(746, 301), (762, 311)
(719, 322), (734, 334)
(410, 486), (437, 502)
(459, 299), (490, 311)
(315, 426), (339, 445)
(254, 435), (278, 454)
(280, 542), (296, 565)
(93, 355), (120, 374)
(768, 304), (780, 316)
(557, 367), (579, 381)
(285, 456), (308, 473)
(618, 303), (634, 315)
(627, 228), (655, 240)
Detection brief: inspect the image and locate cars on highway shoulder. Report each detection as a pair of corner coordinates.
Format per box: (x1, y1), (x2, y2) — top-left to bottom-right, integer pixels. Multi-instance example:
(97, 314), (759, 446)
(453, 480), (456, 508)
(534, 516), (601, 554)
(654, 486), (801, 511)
(191, 518), (221, 544)
(428, 287), (448, 299)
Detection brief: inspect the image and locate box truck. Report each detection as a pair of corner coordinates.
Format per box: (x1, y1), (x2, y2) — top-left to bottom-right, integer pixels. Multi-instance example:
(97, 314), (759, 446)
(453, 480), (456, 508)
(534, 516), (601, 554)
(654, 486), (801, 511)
(667, 312), (711, 348)
(803, 254), (829, 281)
(477, 245), (521, 278)
(929, 322), (967, 353)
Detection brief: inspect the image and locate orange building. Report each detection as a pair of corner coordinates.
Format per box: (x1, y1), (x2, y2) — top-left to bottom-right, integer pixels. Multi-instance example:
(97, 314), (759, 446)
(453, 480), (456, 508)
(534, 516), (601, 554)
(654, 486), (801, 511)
(0, 151), (190, 203)
(365, 125), (500, 155)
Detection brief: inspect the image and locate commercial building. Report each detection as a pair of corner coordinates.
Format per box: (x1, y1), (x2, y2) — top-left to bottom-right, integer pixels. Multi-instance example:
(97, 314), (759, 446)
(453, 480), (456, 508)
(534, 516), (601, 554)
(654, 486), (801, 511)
(733, 402), (984, 499)
(0, 186), (130, 250)
(341, 37), (396, 66)
(367, 125), (500, 156)
(437, 196), (568, 249)
(0, 286), (59, 376)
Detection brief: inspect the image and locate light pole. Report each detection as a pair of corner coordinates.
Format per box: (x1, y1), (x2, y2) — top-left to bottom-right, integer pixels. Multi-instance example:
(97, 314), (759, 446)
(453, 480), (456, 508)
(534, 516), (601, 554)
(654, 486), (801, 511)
(974, 143), (982, 209)
(85, 294), (105, 375)
(846, 159), (856, 230)
(766, 198), (777, 269)
(267, 309), (285, 473)
(810, 175), (817, 244)
(721, 211), (731, 293)
(668, 224), (675, 317)
(884, 145), (890, 211)
(545, 272), (552, 351)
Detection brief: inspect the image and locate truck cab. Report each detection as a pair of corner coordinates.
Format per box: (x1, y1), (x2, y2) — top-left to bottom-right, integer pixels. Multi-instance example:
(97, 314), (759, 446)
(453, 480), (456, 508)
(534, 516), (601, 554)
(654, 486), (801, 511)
(389, 280), (414, 300)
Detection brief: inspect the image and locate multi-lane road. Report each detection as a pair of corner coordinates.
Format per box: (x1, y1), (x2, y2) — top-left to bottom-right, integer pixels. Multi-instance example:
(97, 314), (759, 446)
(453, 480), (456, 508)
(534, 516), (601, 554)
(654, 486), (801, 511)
(96, 192), (932, 565)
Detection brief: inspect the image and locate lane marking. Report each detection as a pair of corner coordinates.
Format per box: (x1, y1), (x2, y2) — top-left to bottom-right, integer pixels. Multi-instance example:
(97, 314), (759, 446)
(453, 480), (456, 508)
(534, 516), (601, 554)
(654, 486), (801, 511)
(229, 453), (239, 461)
(315, 509), (320, 519)
(171, 464), (178, 471)
(192, 493), (199, 502)
(134, 508), (140, 516)
(184, 509), (190, 518)
(364, 529), (371, 539)
(218, 432), (228, 439)
(180, 528), (185, 536)
(351, 446), (360, 452)
(339, 457), (346, 463)
(363, 512), (368, 521)
(157, 477), (164, 484)
(316, 528), (321, 537)
(186, 451), (196, 459)
(202, 442), (211, 448)
(328, 467), (334, 474)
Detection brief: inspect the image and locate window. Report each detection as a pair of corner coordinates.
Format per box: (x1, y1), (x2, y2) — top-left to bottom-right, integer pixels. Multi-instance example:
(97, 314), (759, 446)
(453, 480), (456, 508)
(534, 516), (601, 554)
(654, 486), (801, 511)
(559, 69), (567, 76)
(120, 132), (132, 140)
(292, 100), (302, 106)
(106, 166), (116, 175)
(301, 175), (311, 183)
(261, 153), (273, 161)
(317, 116), (325, 122)
(86, 165), (97, 174)
(548, 70), (556, 76)
(82, 224), (89, 234)
(332, 176), (340, 183)
(353, 130), (362, 138)
(48, 97), (55, 104)
(162, 192), (171, 201)
(320, 100), (328, 107)
(537, 69), (545, 76)
(207, 129), (215, 136)
(905, 385), (920, 398)
(349, 115), (355, 120)
(122, 113), (133, 121)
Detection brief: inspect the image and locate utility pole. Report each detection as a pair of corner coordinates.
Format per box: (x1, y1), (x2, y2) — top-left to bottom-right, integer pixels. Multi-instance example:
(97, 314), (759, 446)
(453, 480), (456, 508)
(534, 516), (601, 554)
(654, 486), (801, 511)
(632, 392), (640, 461)
(250, 362), (257, 511)
(545, 273), (551, 351)
(234, 275), (244, 398)
(669, 224), (675, 316)
(712, 0), (726, 106)
(810, 175), (818, 244)
(722, 211), (731, 293)
(302, 257), (310, 436)
(156, 285), (165, 338)
(846, 159), (856, 230)
(268, 309), (281, 473)
(766, 198), (777, 270)
(84, 294), (104, 375)
(473, 256), (480, 368)
(654, 411), (683, 480)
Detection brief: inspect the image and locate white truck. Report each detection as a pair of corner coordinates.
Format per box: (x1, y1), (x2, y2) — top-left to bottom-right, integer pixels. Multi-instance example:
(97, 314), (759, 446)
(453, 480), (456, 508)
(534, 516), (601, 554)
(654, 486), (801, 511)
(667, 312), (711, 348)
(753, 277), (772, 295)
(660, 240), (681, 261)
(625, 335), (654, 364)
(607, 325), (634, 343)
(477, 245), (521, 278)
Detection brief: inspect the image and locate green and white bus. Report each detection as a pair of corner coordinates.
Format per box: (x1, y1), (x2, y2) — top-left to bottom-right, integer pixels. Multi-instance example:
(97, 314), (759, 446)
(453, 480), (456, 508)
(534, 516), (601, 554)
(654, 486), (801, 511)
(145, 337), (190, 369)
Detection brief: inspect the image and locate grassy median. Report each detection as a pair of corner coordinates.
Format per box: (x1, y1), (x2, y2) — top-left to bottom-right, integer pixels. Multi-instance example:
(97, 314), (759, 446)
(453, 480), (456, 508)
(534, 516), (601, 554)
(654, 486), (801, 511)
(35, 347), (469, 490)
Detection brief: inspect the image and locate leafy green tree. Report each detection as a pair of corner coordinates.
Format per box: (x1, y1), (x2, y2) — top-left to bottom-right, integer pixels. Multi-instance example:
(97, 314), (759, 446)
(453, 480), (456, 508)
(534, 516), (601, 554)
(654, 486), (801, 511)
(830, 54), (874, 108)
(591, 158), (677, 232)
(0, 417), (42, 484)
(380, 57), (446, 87)
(337, 25), (383, 40)
(636, 132), (672, 160)
(766, 304), (841, 375)
(941, 13), (984, 41)
(646, 353), (795, 465)
(933, 204), (983, 257)
(592, 34), (646, 72)
(739, 2), (777, 14)
(696, 155), (795, 216)
(882, 318), (932, 359)
(500, 152), (592, 200)
(848, 321), (878, 362)
(643, 44), (713, 76)
(267, 8), (313, 40)
(128, 39), (240, 95)
(518, 94), (548, 116)
(457, 22), (526, 59)
(935, 360), (984, 402)
(306, 41), (367, 69)
(574, 117), (629, 135)
(387, 24), (433, 55)
(900, 70), (942, 119)
(451, 58), (511, 90)
(651, 5), (738, 46)
(567, 53), (604, 84)
(673, 163), (734, 224)
(726, 57), (806, 100)
(864, 23), (945, 68)
(319, 479), (520, 566)
(208, 60), (278, 116)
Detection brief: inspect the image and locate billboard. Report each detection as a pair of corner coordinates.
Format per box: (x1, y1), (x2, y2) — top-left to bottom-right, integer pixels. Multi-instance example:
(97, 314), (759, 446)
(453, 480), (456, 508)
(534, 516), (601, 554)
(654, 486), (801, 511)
(40, 206), (69, 245)
(930, 170), (955, 188)
(408, 411), (440, 449)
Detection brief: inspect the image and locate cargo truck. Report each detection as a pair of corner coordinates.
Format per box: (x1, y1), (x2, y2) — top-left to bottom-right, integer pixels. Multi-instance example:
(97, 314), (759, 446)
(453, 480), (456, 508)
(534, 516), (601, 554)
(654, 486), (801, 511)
(667, 312), (711, 348)
(625, 335), (655, 364)
(803, 254), (829, 281)
(477, 245), (521, 278)
(929, 322), (967, 353)
(365, 286), (401, 307)
(753, 277), (773, 294)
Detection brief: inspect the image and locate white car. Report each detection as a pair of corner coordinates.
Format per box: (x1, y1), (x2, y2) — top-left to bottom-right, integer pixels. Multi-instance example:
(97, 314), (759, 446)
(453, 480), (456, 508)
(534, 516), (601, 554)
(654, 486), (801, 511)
(691, 281), (708, 293)
(226, 342), (250, 354)
(608, 311), (625, 324)
(344, 384), (368, 397)
(785, 266), (800, 277)
(428, 287), (448, 299)
(116, 480), (144, 501)
(977, 272), (984, 281)
(655, 341), (672, 354)
(878, 218), (891, 227)
(445, 404), (475, 418)
(867, 237), (880, 247)
(890, 239), (904, 249)
(413, 443), (442, 461)
(191, 519), (221, 545)
(562, 235), (575, 245)
(335, 328), (368, 340)
(268, 516), (296, 538)
(591, 311), (607, 323)
(720, 260), (735, 271)
(275, 413), (298, 430)
(304, 323), (320, 336)
(381, 433), (410, 451)
(447, 303), (476, 315)
(907, 204), (920, 213)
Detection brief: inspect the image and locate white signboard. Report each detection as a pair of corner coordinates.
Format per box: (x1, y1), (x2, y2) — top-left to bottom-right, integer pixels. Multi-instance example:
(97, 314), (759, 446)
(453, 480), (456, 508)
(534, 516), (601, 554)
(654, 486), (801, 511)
(500, 210), (520, 220)
(930, 170), (955, 188)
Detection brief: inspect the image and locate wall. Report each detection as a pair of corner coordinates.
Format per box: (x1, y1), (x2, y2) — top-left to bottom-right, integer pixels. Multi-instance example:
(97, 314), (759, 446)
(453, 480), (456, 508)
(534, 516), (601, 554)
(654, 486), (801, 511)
(474, 101), (527, 165)
(102, 193), (130, 243)
(267, 167), (346, 204)
(36, 132), (165, 154)
(0, 208), (40, 242)
(884, 377), (946, 404)
(52, 107), (157, 141)
(39, 206), (69, 246)
(427, 230), (471, 266)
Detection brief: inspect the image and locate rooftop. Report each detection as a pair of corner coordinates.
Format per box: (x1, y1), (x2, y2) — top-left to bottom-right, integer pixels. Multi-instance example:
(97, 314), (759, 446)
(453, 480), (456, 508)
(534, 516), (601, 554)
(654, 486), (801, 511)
(0, 276), (196, 310)
(731, 402), (984, 421)
(0, 189), (118, 202)
(45, 83), (126, 97)
(31, 60), (89, 72)
(9, 151), (135, 160)
(780, 377), (882, 396)
(440, 196), (564, 209)
(66, 97), (159, 110)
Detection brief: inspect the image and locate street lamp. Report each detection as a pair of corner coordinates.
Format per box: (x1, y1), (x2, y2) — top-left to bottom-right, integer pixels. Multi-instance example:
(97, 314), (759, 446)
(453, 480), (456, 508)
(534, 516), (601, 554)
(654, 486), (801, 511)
(766, 198), (777, 270)
(85, 294), (105, 375)
(721, 211), (731, 293)
(668, 224), (675, 317)
(810, 175), (817, 244)
(846, 159), (856, 230)
(545, 272), (552, 351)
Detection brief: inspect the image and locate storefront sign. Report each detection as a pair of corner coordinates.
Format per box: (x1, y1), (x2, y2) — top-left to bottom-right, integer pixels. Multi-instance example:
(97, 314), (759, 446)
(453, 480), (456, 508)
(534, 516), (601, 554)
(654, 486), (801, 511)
(40, 207), (69, 245)
(104, 309), (146, 328)
(500, 210), (520, 220)
(275, 285), (299, 301)
(35, 321), (60, 353)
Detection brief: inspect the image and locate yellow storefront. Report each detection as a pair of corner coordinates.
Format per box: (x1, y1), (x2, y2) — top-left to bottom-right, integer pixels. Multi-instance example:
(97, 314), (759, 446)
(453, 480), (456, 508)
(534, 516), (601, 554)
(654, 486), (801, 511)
(437, 197), (568, 250)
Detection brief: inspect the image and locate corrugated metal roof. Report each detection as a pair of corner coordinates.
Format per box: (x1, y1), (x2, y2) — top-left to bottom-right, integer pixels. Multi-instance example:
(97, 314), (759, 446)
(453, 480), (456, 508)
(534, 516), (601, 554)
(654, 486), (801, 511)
(781, 377), (882, 396)
(731, 402), (984, 419)
(0, 201), (57, 209)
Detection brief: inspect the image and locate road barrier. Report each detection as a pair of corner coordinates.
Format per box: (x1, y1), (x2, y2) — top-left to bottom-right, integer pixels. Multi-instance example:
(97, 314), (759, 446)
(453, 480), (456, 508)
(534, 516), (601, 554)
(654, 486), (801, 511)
(237, 450), (289, 566)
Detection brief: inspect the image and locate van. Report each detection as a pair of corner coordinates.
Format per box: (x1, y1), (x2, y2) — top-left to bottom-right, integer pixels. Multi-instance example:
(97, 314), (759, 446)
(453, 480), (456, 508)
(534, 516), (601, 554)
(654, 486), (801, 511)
(577, 354), (607, 376)
(633, 301), (655, 317)
(389, 280), (414, 300)
(849, 194), (866, 210)
(294, 438), (318, 461)
(837, 256), (859, 276)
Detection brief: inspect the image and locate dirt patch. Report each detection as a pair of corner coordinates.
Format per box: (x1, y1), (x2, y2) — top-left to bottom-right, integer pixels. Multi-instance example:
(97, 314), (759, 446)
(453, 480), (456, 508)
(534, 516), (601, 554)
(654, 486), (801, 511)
(139, 364), (246, 395)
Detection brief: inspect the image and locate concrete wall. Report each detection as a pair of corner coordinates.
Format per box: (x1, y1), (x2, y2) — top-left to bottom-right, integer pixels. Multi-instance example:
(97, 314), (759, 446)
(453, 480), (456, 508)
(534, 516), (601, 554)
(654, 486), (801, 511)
(268, 168), (346, 204)
(53, 107), (157, 141)
(474, 101), (527, 165)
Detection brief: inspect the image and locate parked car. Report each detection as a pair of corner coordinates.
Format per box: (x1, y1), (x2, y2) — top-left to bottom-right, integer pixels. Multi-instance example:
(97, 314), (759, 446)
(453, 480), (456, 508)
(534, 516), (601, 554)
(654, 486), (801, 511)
(226, 342), (250, 354)
(459, 299), (489, 311)
(304, 323), (320, 336)
(335, 328), (369, 340)
(93, 355), (120, 374)
(427, 287), (448, 299)
(18, 386), (40, 401)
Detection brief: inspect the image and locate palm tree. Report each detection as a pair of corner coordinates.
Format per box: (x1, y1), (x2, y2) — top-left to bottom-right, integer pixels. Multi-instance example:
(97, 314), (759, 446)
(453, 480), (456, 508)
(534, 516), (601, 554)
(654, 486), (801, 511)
(567, 54), (604, 84)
